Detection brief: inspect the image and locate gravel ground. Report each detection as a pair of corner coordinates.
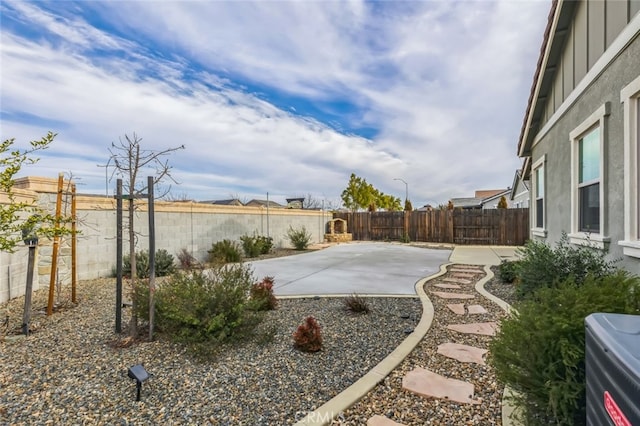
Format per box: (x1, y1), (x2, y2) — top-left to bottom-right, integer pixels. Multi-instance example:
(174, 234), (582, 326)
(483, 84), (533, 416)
(0, 276), (421, 425)
(484, 266), (518, 307)
(332, 264), (517, 425)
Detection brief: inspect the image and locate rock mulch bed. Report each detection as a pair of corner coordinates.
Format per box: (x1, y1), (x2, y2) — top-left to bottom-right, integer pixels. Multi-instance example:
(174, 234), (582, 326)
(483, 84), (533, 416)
(333, 265), (515, 425)
(0, 278), (421, 425)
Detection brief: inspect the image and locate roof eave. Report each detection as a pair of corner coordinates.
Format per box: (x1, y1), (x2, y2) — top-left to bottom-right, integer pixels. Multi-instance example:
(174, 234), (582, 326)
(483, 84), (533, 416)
(517, 0), (561, 159)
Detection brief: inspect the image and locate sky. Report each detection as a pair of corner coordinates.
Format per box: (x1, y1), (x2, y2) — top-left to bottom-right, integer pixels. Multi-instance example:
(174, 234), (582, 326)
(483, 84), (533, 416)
(0, 0), (551, 207)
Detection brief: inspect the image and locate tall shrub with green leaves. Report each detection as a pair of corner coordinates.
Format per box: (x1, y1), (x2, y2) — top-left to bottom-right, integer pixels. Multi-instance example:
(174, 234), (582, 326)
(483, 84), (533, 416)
(154, 264), (254, 342)
(490, 271), (640, 426)
(208, 239), (242, 264)
(287, 225), (312, 250)
(240, 233), (273, 258)
(515, 232), (617, 300)
(123, 249), (175, 278)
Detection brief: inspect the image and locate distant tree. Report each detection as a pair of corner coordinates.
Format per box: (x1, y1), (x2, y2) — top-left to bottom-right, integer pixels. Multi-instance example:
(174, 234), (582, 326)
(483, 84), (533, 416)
(341, 173), (401, 212)
(497, 195), (508, 209)
(404, 199), (413, 211)
(1, 132), (70, 252)
(110, 132), (185, 339)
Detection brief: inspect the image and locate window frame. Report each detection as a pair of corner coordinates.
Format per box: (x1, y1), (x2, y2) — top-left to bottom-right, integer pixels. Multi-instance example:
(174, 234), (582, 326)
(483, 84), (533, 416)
(569, 102), (609, 248)
(619, 75), (640, 258)
(531, 155), (546, 237)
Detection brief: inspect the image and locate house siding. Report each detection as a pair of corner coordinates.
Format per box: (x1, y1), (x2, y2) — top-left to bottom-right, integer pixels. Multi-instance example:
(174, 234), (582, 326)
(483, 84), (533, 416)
(531, 22), (640, 274)
(541, 0), (638, 126)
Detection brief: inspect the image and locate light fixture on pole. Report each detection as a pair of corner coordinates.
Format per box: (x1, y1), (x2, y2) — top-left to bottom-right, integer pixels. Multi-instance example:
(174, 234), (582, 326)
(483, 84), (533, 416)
(97, 155), (116, 197)
(394, 178), (408, 203)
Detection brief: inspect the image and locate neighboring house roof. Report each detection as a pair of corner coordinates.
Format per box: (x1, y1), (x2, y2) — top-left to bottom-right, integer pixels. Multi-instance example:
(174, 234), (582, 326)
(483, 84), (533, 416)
(245, 199), (283, 208)
(474, 189), (506, 199)
(203, 199), (244, 206)
(510, 169), (530, 201)
(450, 197), (483, 209)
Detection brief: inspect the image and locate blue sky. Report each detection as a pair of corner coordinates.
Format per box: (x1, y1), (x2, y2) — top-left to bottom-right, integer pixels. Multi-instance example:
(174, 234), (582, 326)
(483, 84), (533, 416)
(1, 0), (550, 207)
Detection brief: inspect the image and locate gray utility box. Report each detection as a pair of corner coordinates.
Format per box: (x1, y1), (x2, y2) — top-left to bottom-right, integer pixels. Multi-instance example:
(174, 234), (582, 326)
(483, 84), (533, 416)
(585, 313), (640, 426)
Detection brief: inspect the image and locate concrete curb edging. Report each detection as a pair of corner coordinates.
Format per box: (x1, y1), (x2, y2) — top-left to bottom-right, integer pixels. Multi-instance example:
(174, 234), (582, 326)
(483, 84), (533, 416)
(294, 262), (451, 426)
(475, 265), (521, 426)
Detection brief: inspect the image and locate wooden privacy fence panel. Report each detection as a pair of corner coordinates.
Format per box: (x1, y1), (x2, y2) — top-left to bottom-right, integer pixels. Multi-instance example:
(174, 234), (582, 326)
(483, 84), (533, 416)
(334, 208), (529, 246)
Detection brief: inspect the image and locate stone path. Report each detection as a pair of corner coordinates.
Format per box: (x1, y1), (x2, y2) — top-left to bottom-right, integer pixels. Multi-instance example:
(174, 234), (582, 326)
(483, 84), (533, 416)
(366, 264), (496, 425)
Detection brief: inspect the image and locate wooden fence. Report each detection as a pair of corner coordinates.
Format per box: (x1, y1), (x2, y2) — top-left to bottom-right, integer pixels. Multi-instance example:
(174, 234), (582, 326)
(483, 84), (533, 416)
(333, 208), (529, 246)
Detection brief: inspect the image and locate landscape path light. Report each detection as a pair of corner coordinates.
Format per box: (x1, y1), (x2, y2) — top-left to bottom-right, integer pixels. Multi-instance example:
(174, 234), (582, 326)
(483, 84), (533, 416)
(127, 364), (149, 401)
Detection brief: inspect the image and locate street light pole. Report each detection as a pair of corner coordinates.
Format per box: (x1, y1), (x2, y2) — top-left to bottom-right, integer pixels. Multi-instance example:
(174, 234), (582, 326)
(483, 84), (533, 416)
(97, 156), (115, 197)
(394, 178), (408, 203)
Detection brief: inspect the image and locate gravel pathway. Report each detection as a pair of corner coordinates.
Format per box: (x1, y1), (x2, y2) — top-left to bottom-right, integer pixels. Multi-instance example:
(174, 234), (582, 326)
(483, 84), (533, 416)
(332, 264), (516, 425)
(0, 277), (421, 425)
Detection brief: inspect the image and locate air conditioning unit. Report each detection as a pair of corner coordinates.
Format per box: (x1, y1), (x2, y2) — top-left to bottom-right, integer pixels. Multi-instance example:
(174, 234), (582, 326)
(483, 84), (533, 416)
(585, 313), (640, 426)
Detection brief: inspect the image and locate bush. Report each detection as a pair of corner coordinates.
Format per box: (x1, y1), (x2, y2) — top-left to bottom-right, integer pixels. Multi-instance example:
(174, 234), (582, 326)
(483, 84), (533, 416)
(155, 264), (255, 342)
(293, 316), (323, 352)
(123, 249), (175, 279)
(498, 260), (519, 284)
(250, 276), (278, 311)
(177, 248), (198, 270)
(287, 225), (312, 250)
(515, 232), (617, 300)
(208, 239), (242, 264)
(490, 271), (640, 426)
(343, 293), (370, 314)
(240, 233), (273, 258)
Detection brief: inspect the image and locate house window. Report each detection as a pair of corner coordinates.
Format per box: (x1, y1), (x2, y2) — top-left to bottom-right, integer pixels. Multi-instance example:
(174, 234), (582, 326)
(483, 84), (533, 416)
(535, 165), (544, 228)
(531, 155), (546, 237)
(578, 128), (600, 232)
(620, 75), (640, 258)
(569, 102), (609, 247)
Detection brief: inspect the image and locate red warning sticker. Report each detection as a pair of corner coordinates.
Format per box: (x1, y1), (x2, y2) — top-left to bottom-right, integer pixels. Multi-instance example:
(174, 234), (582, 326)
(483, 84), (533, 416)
(604, 391), (631, 426)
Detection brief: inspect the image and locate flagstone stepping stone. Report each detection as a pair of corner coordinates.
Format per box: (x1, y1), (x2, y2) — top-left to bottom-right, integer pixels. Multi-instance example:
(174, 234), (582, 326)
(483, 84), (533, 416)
(443, 277), (472, 285)
(437, 342), (488, 365)
(450, 268), (482, 274)
(467, 304), (488, 314)
(446, 303), (466, 315)
(367, 415), (407, 426)
(434, 283), (462, 289)
(402, 367), (479, 404)
(451, 273), (477, 279)
(447, 322), (498, 336)
(430, 291), (475, 299)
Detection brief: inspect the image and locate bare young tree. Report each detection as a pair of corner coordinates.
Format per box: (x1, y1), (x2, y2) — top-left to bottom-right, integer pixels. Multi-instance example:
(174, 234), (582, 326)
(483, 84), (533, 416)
(110, 132), (184, 338)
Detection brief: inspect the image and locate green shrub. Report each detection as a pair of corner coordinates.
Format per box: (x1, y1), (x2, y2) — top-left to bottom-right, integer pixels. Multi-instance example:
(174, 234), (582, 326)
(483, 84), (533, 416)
(208, 239), (242, 264)
(515, 232), (617, 300)
(490, 271), (640, 426)
(249, 276), (277, 311)
(155, 264), (255, 342)
(123, 249), (175, 279)
(240, 233), (273, 258)
(498, 259), (519, 283)
(287, 225), (312, 250)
